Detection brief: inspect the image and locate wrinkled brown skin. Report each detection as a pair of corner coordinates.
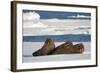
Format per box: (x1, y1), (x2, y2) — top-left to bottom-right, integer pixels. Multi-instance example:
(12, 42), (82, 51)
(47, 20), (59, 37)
(72, 43), (84, 53)
(32, 38), (84, 56)
(32, 38), (55, 56)
(49, 42), (73, 55)
(49, 42), (84, 55)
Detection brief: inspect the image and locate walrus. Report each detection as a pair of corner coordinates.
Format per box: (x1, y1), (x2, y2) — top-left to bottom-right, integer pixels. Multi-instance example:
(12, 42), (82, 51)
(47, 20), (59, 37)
(48, 42), (84, 55)
(48, 41), (73, 55)
(32, 38), (55, 56)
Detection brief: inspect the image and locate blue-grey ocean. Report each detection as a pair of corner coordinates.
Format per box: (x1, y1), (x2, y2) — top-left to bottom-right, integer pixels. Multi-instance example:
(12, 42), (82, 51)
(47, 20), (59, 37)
(23, 34), (90, 42)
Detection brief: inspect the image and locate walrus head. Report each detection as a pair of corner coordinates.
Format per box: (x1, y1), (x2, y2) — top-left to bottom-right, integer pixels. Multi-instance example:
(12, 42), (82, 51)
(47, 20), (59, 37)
(64, 41), (73, 47)
(44, 38), (54, 45)
(73, 43), (84, 53)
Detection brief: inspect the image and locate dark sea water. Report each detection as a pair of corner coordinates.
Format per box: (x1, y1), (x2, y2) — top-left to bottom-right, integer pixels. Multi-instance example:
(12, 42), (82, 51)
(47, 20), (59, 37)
(23, 34), (91, 42)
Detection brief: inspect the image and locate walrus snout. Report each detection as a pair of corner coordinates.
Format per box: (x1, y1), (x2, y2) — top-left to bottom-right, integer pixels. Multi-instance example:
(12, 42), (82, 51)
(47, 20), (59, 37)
(73, 43), (84, 53)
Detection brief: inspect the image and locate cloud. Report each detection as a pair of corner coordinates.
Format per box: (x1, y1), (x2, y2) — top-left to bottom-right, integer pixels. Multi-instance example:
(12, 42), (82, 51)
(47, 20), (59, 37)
(23, 11), (40, 22)
(41, 18), (62, 22)
(23, 11), (48, 28)
(68, 14), (91, 19)
(76, 14), (91, 19)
